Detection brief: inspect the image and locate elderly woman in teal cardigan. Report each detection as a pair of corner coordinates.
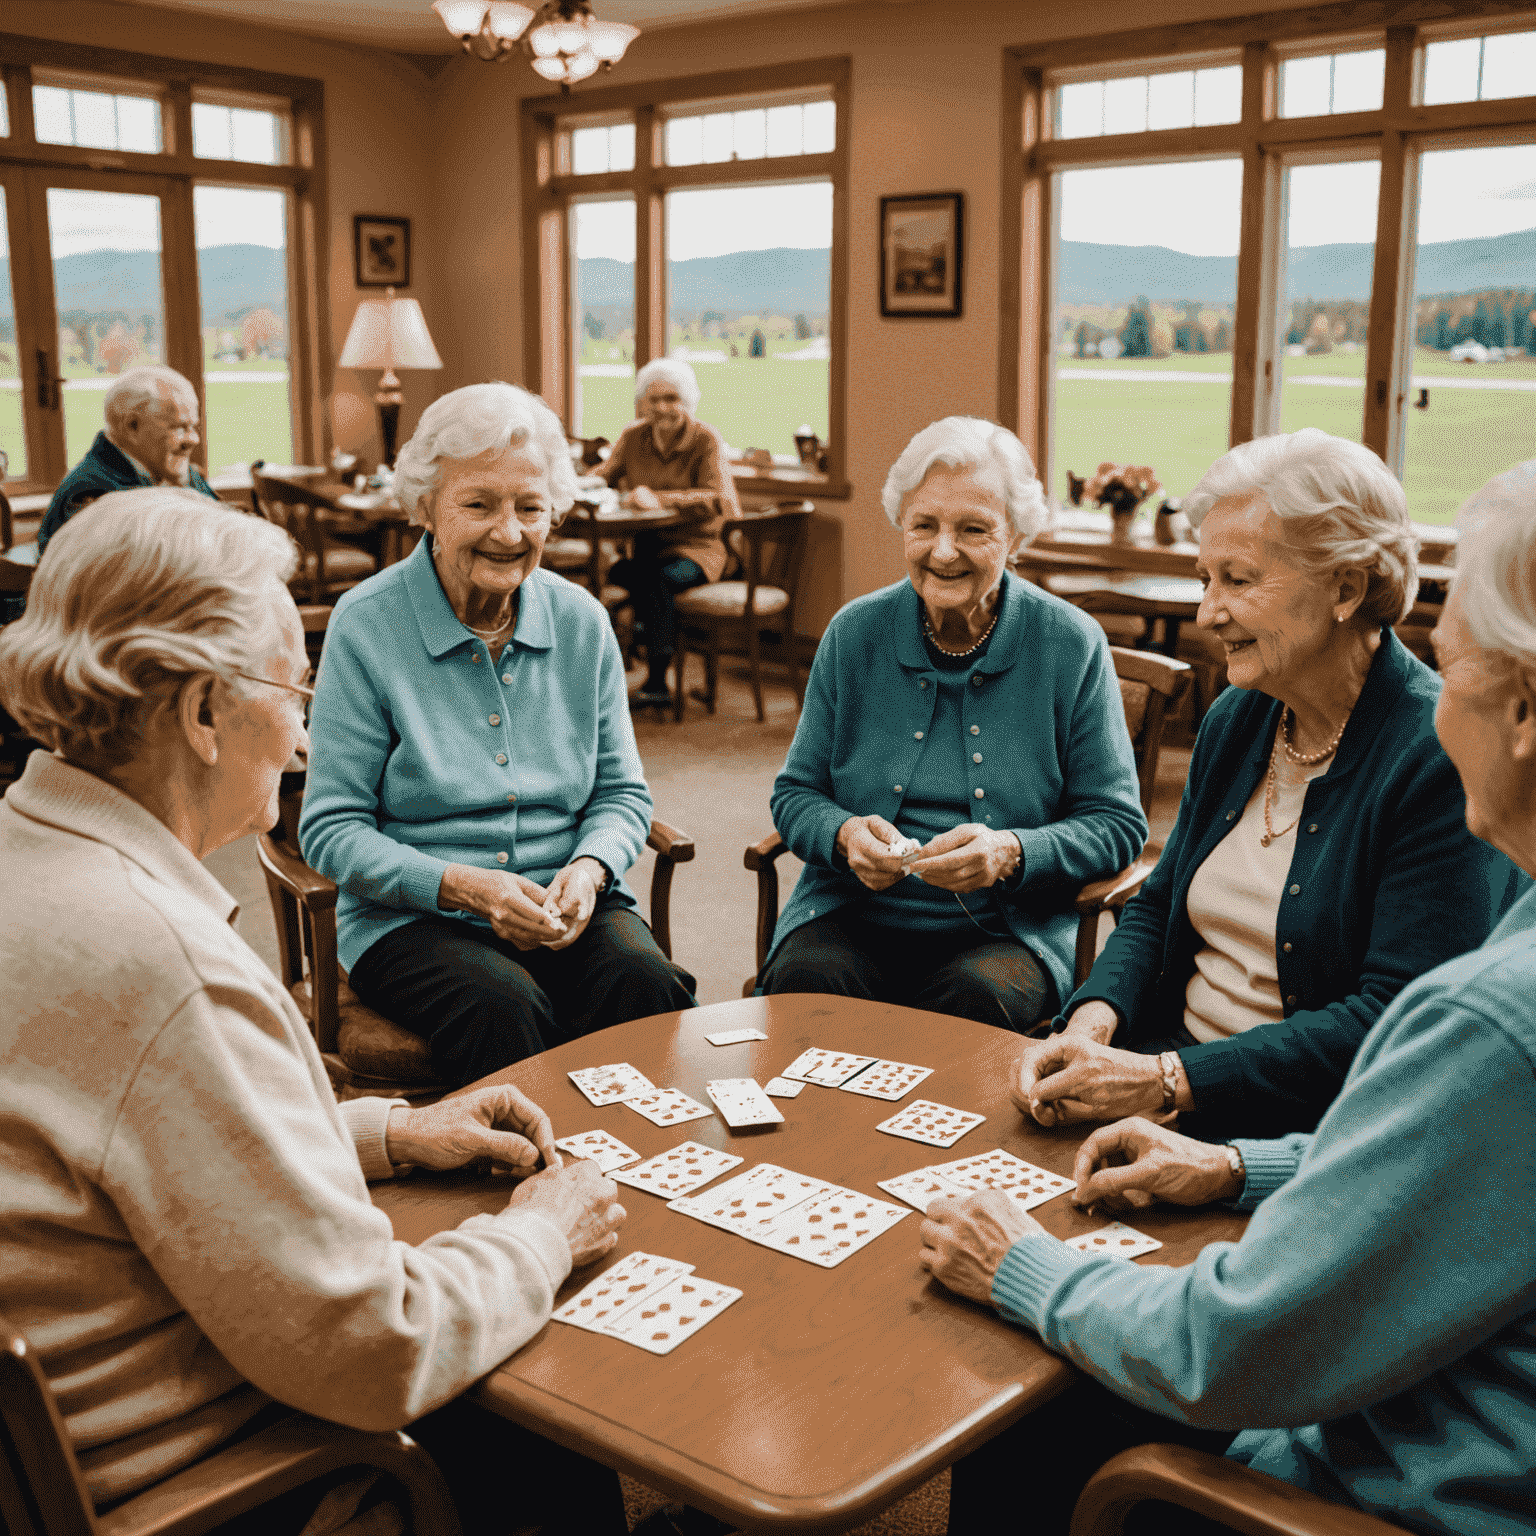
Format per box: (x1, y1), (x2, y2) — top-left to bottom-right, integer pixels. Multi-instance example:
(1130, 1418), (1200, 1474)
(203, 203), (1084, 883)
(1017, 429), (1524, 1143)
(760, 416), (1148, 1029)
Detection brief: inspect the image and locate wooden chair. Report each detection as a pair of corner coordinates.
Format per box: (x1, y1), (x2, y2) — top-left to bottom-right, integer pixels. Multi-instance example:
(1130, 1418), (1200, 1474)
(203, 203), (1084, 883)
(1070, 1444), (1406, 1536)
(673, 503), (813, 723)
(257, 769), (696, 1102)
(0, 1308), (460, 1536)
(741, 646), (1188, 997)
(253, 471), (378, 605)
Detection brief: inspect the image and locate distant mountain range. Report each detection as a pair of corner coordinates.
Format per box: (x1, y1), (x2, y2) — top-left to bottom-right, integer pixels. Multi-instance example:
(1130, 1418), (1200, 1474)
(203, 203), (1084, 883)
(581, 247), (833, 316)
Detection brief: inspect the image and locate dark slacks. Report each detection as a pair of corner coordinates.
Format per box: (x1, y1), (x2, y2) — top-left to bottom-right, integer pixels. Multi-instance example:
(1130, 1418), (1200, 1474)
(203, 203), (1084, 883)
(759, 908), (1058, 1032)
(348, 895), (697, 1087)
(606, 537), (708, 664)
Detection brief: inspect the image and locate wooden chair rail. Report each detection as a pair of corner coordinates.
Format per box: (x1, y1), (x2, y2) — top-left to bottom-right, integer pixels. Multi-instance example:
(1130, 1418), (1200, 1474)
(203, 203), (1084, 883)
(1070, 1444), (1407, 1536)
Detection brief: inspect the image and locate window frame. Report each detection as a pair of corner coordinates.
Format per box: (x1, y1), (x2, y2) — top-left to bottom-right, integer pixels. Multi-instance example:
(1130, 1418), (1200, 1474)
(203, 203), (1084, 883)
(0, 31), (328, 494)
(520, 57), (852, 499)
(1001, 2), (1536, 506)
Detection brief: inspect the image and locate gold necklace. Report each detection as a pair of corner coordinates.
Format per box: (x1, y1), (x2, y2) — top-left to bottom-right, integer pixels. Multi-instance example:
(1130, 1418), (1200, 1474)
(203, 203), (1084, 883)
(1260, 710), (1345, 847)
(922, 609), (999, 657)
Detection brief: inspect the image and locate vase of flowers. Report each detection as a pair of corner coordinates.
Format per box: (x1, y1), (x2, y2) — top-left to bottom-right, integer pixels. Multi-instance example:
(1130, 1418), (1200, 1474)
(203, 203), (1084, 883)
(1068, 462), (1162, 543)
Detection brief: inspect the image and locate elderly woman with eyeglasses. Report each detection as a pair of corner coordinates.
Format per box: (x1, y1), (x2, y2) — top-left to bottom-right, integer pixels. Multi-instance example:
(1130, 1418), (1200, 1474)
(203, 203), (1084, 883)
(0, 488), (634, 1534)
(300, 382), (695, 1088)
(599, 357), (740, 705)
(1017, 429), (1525, 1143)
(759, 416), (1148, 1031)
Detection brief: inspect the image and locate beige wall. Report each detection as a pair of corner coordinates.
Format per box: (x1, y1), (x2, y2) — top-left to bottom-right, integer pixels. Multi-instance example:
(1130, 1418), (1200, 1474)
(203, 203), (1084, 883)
(6, 0), (446, 466)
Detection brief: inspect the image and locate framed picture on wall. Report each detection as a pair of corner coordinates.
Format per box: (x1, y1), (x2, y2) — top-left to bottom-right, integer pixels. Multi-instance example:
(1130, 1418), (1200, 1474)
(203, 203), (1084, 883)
(353, 214), (411, 288)
(879, 193), (963, 318)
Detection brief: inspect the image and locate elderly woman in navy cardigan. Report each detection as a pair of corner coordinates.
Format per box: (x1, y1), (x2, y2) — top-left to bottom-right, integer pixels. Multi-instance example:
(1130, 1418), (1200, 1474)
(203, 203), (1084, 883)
(759, 416), (1148, 1029)
(1018, 428), (1524, 1142)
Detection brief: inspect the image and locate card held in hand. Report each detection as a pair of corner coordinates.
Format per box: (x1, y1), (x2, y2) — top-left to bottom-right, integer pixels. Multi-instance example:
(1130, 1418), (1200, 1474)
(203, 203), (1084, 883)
(552, 1252), (693, 1333)
(599, 1273), (742, 1355)
(553, 1129), (641, 1173)
(1064, 1222), (1163, 1260)
(568, 1062), (655, 1107)
(622, 1087), (712, 1127)
(611, 1141), (743, 1199)
(875, 1098), (985, 1149)
(706, 1078), (784, 1127)
(839, 1058), (934, 1101)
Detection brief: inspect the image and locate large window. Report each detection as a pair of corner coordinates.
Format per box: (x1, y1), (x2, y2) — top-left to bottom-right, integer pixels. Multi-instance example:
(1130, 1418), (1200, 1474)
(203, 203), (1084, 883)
(1006, 7), (1536, 524)
(0, 37), (326, 493)
(522, 60), (850, 496)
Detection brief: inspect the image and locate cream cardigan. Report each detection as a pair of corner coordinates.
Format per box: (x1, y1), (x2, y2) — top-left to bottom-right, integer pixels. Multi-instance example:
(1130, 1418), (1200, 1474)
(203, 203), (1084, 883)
(0, 754), (572, 1507)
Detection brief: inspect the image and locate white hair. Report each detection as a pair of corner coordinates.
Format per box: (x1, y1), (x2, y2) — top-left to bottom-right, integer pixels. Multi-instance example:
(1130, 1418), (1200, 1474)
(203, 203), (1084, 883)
(392, 382), (578, 527)
(0, 488), (297, 769)
(1451, 460), (1536, 671)
(1182, 428), (1418, 626)
(103, 366), (197, 431)
(881, 416), (1048, 539)
(634, 357), (701, 414)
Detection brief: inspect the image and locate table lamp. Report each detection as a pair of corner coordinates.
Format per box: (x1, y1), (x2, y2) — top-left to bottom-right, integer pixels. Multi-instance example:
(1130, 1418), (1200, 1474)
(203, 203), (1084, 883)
(337, 288), (443, 466)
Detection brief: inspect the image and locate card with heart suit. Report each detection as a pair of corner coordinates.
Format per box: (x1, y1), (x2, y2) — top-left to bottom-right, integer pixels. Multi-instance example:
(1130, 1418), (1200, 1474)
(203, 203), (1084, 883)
(610, 1141), (743, 1199)
(1064, 1222), (1164, 1260)
(599, 1273), (742, 1355)
(667, 1163), (797, 1234)
(552, 1252), (693, 1333)
(875, 1098), (985, 1149)
(553, 1129), (642, 1173)
(622, 1087), (712, 1127)
(704, 1027), (769, 1046)
(763, 1077), (805, 1099)
(757, 1189), (910, 1266)
(839, 1058), (934, 1101)
(706, 1078), (784, 1127)
(933, 1150), (1073, 1208)
(877, 1168), (972, 1213)
(568, 1062), (654, 1107)
(779, 1047), (879, 1086)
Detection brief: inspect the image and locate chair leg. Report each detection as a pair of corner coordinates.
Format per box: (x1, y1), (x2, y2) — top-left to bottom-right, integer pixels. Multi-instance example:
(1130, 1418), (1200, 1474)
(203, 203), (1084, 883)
(673, 636), (688, 722)
(747, 621), (765, 723)
(705, 633), (719, 715)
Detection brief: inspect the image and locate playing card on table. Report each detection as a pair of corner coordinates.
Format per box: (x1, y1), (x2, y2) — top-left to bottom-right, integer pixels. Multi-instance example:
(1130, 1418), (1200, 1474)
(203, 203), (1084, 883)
(704, 1027), (769, 1046)
(759, 1189), (911, 1267)
(779, 1047), (879, 1086)
(839, 1058), (934, 1101)
(667, 1163), (794, 1233)
(552, 1252), (693, 1332)
(611, 1141), (742, 1199)
(599, 1273), (741, 1355)
(1064, 1222), (1164, 1260)
(553, 1128), (641, 1173)
(568, 1062), (654, 1107)
(877, 1167), (972, 1213)
(932, 1149), (1073, 1210)
(763, 1077), (805, 1099)
(622, 1087), (712, 1127)
(706, 1077), (784, 1127)
(875, 1098), (985, 1149)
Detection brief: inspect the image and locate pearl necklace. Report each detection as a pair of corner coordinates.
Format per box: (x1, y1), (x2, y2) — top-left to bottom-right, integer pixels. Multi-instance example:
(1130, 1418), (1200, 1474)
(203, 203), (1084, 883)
(1261, 708), (1348, 847)
(922, 609), (999, 658)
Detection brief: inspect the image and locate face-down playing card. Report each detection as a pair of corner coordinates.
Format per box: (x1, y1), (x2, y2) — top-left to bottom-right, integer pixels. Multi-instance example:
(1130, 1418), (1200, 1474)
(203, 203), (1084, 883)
(599, 1273), (742, 1355)
(610, 1141), (743, 1199)
(552, 1128), (642, 1173)
(552, 1252), (693, 1332)
(839, 1058), (934, 1101)
(568, 1062), (655, 1107)
(875, 1098), (985, 1148)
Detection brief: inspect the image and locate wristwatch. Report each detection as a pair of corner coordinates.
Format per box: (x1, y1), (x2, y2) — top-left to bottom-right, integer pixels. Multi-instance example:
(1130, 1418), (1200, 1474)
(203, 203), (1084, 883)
(1224, 1143), (1246, 1188)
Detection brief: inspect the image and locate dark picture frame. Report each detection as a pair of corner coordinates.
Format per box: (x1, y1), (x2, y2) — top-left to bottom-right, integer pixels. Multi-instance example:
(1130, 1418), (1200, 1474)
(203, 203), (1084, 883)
(879, 192), (963, 318)
(353, 214), (411, 289)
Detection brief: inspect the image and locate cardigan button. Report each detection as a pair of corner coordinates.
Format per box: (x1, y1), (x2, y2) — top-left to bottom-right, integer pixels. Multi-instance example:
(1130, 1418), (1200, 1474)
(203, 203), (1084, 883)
(1226, 811), (1236, 821)
(489, 713), (501, 726)
(973, 752), (983, 763)
(502, 673), (513, 684)
(893, 785), (903, 793)
(914, 731), (924, 740)
(1307, 823), (1319, 833)
(496, 852), (509, 864)
(471, 653), (481, 663)
(1286, 994), (1298, 1008)
(919, 680), (927, 689)
(1288, 884), (1301, 895)
(1283, 942), (1293, 953)
(495, 753), (508, 765)
(974, 787), (985, 799)
(971, 725), (980, 735)
(507, 793), (517, 803)
(971, 676), (983, 687)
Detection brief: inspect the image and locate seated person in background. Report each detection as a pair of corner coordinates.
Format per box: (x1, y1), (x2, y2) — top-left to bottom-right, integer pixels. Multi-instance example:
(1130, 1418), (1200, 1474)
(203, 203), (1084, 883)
(599, 357), (738, 705)
(0, 489), (631, 1535)
(760, 416), (1147, 1031)
(929, 460), (1536, 1536)
(1018, 428), (1524, 1144)
(301, 383), (695, 1088)
(38, 364), (216, 555)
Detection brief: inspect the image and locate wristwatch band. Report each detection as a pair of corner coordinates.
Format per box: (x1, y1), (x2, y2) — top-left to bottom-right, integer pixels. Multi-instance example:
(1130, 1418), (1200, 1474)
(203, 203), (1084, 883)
(1224, 1143), (1246, 1187)
(1158, 1050), (1181, 1113)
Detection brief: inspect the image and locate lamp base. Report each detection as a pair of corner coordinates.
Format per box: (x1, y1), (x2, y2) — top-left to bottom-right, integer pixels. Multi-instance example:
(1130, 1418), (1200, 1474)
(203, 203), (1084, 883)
(374, 368), (404, 468)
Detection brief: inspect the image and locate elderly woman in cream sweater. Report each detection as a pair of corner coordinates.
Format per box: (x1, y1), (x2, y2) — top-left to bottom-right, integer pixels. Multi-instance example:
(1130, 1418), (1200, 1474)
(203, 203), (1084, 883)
(0, 490), (630, 1534)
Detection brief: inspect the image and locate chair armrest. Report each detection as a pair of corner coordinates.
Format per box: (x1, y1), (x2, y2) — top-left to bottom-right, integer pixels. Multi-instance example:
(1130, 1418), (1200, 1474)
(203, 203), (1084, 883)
(647, 818), (696, 863)
(256, 832), (339, 912)
(98, 1414), (461, 1536)
(743, 830), (789, 872)
(1070, 1443), (1406, 1536)
(1075, 852), (1158, 917)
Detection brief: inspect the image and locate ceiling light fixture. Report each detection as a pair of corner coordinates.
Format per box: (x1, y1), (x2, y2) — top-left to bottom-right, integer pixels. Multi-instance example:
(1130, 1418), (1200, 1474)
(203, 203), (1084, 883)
(432, 0), (638, 88)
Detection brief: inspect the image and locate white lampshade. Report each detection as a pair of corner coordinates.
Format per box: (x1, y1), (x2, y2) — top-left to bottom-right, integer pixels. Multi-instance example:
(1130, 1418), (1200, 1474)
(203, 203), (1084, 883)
(485, 1), (534, 38)
(564, 49), (600, 81)
(587, 19), (638, 61)
(432, 0), (491, 37)
(338, 291), (443, 372)
(530, 54), (567, 78)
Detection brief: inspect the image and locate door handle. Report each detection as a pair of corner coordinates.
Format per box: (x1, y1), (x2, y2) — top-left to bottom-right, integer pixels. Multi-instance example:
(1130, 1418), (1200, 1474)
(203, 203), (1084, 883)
(35, 349), (62, 411)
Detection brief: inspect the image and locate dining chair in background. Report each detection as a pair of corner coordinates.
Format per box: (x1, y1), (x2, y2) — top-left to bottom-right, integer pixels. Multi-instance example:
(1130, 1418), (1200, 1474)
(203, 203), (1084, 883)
(252, 469), (378, 606)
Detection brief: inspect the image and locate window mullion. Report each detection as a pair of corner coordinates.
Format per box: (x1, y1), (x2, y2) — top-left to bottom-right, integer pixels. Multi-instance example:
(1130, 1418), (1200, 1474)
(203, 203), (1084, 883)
(632, 105), (661, 370)
(1229, 40), (1272, 448)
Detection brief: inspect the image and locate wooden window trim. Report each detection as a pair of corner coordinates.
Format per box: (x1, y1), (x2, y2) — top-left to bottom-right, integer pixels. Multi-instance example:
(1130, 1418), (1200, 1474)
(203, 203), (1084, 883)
(521, 57), (852, 500)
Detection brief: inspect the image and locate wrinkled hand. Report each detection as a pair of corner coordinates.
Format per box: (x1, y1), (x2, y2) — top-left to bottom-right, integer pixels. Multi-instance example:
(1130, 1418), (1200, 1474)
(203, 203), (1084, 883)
(908, 824), (1021, 893)
(1023, 1035), (1164, 1126)
(835, 814), (909, 892)
(623, 485), (661, 511)
(508, 1158), (626, 1266)
(482, 871), (566, 951)
(918, 1189), (1044, 1304)
(1073, 1117), (1242, 1214)
(542, 859), (602, 950)
(386, 1084), (560, 1174)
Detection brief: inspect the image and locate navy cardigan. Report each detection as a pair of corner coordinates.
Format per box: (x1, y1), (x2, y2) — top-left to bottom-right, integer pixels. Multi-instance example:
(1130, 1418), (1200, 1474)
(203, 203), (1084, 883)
(1065, 628), (1527, 1141)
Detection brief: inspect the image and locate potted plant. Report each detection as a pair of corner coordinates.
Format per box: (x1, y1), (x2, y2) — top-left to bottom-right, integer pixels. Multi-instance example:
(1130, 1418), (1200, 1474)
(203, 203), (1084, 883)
(1067, 462), (1162, 543)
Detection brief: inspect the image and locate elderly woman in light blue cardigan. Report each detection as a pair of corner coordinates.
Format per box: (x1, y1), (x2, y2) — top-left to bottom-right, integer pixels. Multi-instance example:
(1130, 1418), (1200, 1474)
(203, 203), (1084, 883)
(301, 383), (694, 1087)
(760, 417), (1148, 1029)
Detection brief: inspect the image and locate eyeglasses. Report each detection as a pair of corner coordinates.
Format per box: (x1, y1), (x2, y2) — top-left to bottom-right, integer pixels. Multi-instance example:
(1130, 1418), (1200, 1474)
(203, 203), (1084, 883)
(233, 672), (315, 700)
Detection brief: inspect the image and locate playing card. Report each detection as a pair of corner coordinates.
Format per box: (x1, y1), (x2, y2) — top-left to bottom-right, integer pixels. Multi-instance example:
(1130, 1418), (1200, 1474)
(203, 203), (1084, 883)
(839, 1058), (934, 1101)
(706, 1078), (784, 1127)
(1064, 1222), (1164, 1260)
(875, 1098), (985, 1149)
(704, 1027), (769, 1046)
(622, 1087), (712, 1127)
(758, 1189), (911, 1267)
(877, 1168), (971, 1213)
(930, 1149), (1073, 1211)
(568, 1062), (654, 1107)
(611, 1141), (743, 1199)
(779, 1047), (878, 1086)
(667, 1163), (794, 1232)
(552, 1252), (693, 1332)
(553, 1129), (641, 1173)
(763, 1077), (805, 1099)
(600, 1274), (741, 1355)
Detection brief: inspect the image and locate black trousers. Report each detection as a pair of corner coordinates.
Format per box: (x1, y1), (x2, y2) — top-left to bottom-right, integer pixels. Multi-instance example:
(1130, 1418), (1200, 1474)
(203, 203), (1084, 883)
(947, 1375), (1237, 1535)
(759, 908), (1059, 1033)
(349, 896), (697, 1087)
(606, 537), (708, 665)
